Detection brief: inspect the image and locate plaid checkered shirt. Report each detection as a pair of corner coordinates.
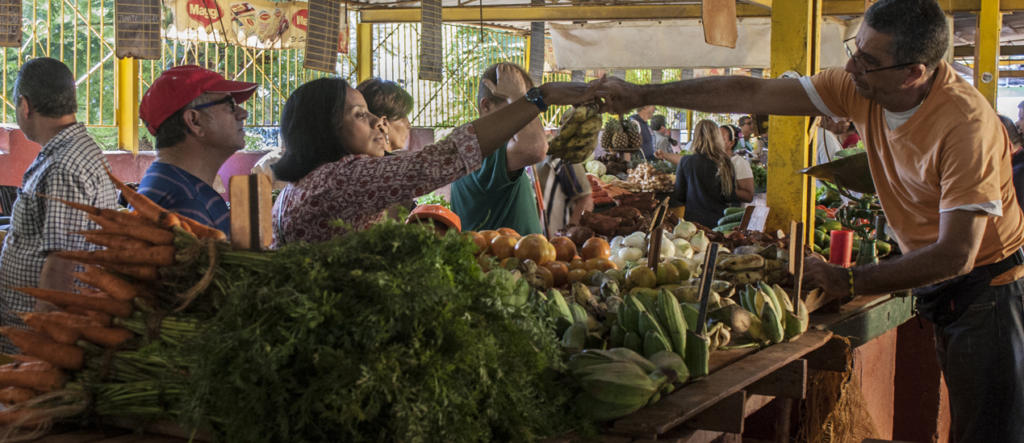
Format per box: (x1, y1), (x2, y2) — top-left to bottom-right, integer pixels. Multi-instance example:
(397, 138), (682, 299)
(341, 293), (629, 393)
(0, 123), (117, 353)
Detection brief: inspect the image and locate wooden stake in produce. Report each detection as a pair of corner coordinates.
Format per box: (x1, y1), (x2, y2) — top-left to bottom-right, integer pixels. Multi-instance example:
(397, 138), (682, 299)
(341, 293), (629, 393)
(788, 221), (805, 309)
(696, 242), (721, 334)
(646, 197), (671, 271)
(229, 174), (274, 250)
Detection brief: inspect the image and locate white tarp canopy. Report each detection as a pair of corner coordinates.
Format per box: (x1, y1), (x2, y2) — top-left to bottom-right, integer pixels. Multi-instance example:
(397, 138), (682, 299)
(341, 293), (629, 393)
(550, 17), (859, 72)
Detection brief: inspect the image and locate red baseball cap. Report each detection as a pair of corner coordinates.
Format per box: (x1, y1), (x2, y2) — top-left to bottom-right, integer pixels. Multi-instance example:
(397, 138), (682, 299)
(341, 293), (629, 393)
(139, 65), (258, 135)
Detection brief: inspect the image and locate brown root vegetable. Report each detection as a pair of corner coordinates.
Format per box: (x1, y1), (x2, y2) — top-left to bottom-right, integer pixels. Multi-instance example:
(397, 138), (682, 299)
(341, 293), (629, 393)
(0, 387), (37, 405)
(580, 211), (620, 237)
(563, 225), (596, 249)
(0, 328), (82, 370)
(75, 231), (152, 250)
(86, 214), (174, 245)
(73, 266), (143, 302)
(79, 327), (134, 349)
(13, 288), (133, 318)
(55, 245), (176, 267)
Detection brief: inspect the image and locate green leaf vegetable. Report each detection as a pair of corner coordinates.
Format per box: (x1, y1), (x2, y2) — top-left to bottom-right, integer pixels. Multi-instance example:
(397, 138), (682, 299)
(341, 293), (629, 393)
(176, 220), (579, 442)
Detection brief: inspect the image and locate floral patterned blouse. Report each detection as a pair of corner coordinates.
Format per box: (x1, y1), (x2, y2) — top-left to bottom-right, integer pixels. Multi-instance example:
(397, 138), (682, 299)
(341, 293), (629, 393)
(272, 124), (482, 246)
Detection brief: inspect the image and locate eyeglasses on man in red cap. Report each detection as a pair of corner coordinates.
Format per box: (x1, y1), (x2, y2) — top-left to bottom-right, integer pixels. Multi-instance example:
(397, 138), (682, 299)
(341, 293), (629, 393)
(140, 65), (257, 135)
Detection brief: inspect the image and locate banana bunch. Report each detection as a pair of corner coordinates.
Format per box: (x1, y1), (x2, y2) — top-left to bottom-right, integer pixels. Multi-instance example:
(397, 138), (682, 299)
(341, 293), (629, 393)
(548, 103), (603, 163)
(737, 282), (808, 344)
(715, 253), (767, 287)
(568, 348), (684, 421)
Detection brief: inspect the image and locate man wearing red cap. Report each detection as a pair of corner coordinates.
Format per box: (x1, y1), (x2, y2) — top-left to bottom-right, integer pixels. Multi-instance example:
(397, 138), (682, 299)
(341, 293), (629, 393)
(138, 65), (257, 236)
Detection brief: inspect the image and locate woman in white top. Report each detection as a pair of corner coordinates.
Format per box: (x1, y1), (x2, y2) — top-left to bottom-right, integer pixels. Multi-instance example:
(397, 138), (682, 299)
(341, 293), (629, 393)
(720, 124), (754, 203)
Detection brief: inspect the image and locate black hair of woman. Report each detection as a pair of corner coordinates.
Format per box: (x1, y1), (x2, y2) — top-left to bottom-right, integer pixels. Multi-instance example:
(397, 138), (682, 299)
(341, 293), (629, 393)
(272, 78), (351, 182)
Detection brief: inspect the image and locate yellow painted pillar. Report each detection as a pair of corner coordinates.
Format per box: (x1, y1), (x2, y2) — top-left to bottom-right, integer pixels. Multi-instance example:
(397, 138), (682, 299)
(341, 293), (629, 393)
(767, 0), (820, 241)
(357, 23), (373, 84)
(974, 0), (1001, 107)
(525, 33), (533, 72)
(116, 57), (139, 154)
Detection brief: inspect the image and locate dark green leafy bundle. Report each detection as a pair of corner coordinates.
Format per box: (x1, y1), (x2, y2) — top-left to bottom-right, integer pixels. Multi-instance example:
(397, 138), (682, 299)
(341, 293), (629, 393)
(179, 220), (579, 442)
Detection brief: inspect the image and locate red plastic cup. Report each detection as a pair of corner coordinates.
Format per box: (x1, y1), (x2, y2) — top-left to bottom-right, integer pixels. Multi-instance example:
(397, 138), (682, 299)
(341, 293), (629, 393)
(829, 230), (853, 268)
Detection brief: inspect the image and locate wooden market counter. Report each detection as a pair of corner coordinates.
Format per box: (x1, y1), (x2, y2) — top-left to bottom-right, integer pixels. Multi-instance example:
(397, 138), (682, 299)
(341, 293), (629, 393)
(551, 293), (927, 443)
(33, 295), (928, 443)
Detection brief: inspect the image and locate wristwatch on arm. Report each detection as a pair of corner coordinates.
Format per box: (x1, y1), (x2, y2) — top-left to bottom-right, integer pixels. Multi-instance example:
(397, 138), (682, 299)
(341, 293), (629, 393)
(524, 87), (548, 112)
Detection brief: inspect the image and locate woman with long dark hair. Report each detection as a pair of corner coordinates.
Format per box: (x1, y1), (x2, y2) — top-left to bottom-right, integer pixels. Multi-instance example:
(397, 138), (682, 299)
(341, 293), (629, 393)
(672, 119), (742, 227)
(270, 76), (589, 246)
(719, 124), (754, 203)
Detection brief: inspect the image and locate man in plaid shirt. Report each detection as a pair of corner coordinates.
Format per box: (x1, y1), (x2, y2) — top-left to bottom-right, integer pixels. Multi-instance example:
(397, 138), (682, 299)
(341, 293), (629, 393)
(0, 58), (117, 353)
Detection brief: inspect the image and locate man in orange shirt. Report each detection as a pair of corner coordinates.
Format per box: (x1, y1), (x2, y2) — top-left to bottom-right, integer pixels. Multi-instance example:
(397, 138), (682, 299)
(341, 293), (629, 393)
(591, 0), (1023, 440)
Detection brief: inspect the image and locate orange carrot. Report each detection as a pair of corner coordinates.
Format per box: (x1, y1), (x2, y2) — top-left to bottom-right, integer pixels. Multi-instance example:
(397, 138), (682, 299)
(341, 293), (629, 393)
(178, 214), (227, 242)
(75, 231), (152, 250)
(55, 245), (176, 267)
(18, 314), (79, 346)
(101, 263), (159, 281)
(104, 166), (181, 229)
(62, 308), (112, 327)
(0, 328), (83, 370)
(38, 193), (160, 228)
(0, 387), (37, 405)
(79, 327), (134, 348)
(73, 266), (142, 301)
(0, 355), (44, 365)
(13, 288), (133, 318)
(87, 214), (174, 245)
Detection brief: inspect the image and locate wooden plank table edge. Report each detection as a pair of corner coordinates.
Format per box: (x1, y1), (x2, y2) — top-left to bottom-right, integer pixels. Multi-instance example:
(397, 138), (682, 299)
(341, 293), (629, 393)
(610, 329), (833, 436)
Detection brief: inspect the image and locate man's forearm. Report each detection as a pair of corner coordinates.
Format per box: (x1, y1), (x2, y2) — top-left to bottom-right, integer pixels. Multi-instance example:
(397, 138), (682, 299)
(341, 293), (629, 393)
(637, 77), (819, 116)
(39, 254), (75, 291)
(853, 243), (974, 295)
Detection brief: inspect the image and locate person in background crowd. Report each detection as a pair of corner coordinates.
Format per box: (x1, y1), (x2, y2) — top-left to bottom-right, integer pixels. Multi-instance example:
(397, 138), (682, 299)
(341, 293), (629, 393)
(668, 120), (742, 227)
(649, 114), (679, 154)
(834, 120), (861, 149)
(1017, 100), (1024, 135)
(0, 58), (118, 353)
(1000, 115), (1024, 212)
(534, 157), (593, 235)
(357, 78), (415, 152)
(271, 68), (590, 246)
(719, 124), (754, 203)
(736, 115), (756, 151)
(591, 1), (1024, 439)
(629, 105), (656, 160)
(137, 66), (257, 237)
(450, 63), (549, 235)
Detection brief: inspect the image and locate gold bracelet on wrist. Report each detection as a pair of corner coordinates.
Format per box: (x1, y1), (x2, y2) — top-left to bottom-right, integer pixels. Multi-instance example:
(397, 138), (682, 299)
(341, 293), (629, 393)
(847, 268), (856, 297)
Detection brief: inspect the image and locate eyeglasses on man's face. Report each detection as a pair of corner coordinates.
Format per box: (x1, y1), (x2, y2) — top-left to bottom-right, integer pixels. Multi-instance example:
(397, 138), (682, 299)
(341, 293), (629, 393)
(192, 95), (237, 113)
(843, 37), (917, 74)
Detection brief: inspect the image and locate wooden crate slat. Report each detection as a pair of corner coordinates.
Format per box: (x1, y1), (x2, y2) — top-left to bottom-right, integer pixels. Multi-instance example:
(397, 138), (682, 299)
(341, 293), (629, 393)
(612, 329), (832, 436)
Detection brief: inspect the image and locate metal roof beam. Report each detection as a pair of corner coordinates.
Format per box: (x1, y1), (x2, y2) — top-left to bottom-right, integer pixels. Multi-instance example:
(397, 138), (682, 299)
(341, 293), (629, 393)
(359, 1), (1024, 23)
(955, 45), (1024, 56)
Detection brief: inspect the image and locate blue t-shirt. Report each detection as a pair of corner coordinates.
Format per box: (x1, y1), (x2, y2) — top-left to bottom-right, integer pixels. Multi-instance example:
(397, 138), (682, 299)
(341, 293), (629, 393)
(450, 145), (543, 235)
(138, 162), (231, 236)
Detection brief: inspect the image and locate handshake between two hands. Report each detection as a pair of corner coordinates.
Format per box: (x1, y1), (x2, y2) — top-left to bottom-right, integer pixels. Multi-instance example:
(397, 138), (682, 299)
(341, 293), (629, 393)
(541, 76), (646, 115)
(481, 63), (647, 115)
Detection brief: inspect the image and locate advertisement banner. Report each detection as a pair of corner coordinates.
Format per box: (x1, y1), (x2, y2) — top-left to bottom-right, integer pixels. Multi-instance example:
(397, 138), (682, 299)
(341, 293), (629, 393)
(166, 0), (347, 51)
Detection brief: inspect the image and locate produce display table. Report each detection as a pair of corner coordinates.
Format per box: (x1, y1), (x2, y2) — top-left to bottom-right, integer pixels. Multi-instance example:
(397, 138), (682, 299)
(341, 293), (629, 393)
(544, 329), (836, 442)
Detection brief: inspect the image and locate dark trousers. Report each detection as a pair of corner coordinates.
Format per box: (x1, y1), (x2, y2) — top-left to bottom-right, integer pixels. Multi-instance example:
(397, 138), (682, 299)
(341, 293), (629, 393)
(933, 279), (1024, 443)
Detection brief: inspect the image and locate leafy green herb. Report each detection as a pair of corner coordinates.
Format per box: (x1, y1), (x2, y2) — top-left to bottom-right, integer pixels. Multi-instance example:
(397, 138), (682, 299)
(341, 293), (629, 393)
(179, 220), (579, 442)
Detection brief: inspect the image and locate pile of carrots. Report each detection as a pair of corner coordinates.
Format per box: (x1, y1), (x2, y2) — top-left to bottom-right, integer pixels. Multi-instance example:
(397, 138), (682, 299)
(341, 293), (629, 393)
(0, 168), (226, 428)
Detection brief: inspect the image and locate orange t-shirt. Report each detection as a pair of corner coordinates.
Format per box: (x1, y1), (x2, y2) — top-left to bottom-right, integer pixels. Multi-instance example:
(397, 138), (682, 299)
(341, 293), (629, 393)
(806, 62), (1024, 283)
